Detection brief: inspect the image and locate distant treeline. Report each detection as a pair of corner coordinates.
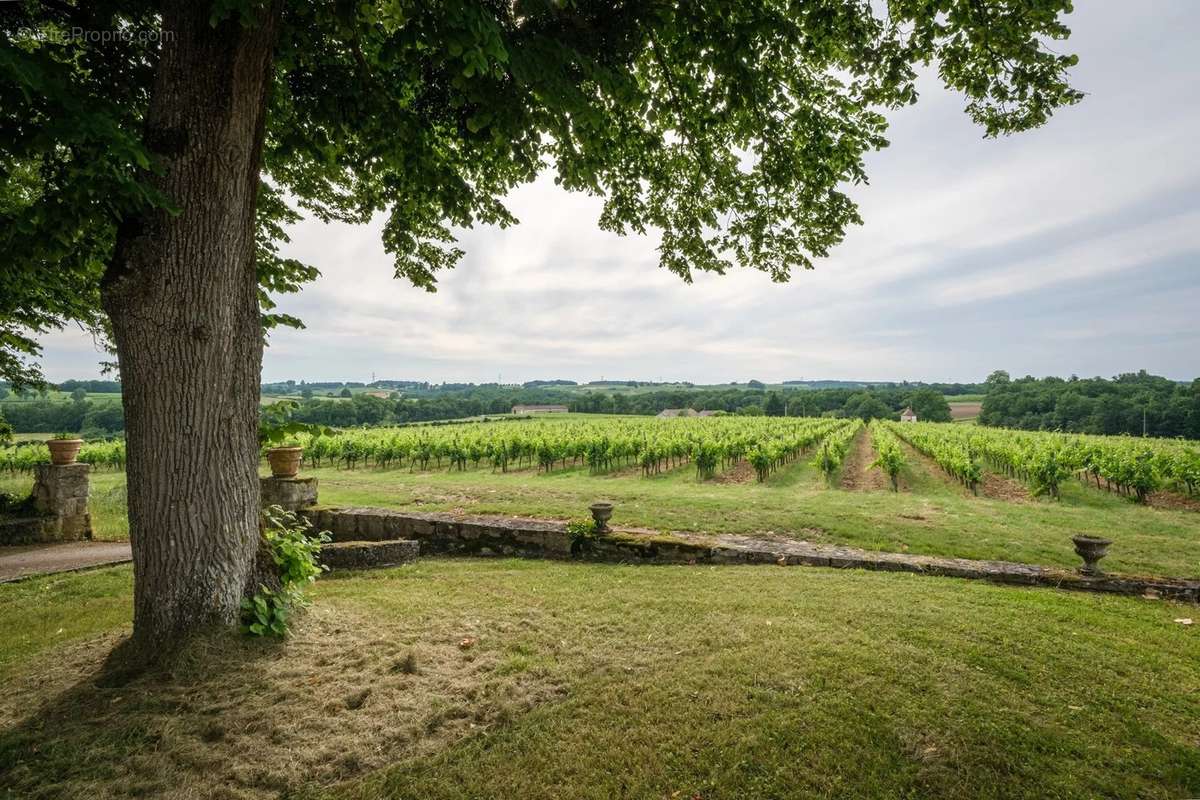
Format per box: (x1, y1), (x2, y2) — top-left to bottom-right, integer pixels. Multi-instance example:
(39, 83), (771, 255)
(56, 379), (122, 393)
(286, 388), (577, 426)
(0, 399), (124, 437)
(2, 382), (958, 434)
(0, 380), (125, 437)
(278, 385), (953, 427)
(0, 379), (122, 397)
(259, 377), (985, 396)
(7, 372), (1196, 440)
(567, 386), (953, 421)
(979, 371), (1200, 438)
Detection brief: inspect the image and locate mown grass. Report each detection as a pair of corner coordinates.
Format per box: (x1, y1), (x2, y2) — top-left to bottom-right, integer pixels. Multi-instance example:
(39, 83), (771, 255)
(0, 567), (132, 676)
(5, 450), (1197, 574)
(304, 454), (1200, 576)
(0, 560), (1196, 799)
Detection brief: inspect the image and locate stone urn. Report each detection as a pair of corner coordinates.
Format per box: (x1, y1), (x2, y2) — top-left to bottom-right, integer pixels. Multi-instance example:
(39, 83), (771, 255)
(47, 437), (84, 466)
(589, 502), (614, 532)
(266, 445), (304, 479)
(1072, 534), (1113, 576)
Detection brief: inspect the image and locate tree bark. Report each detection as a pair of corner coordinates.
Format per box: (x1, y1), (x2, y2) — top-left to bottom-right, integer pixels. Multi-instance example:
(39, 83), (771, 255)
(101, 0), (280, 652)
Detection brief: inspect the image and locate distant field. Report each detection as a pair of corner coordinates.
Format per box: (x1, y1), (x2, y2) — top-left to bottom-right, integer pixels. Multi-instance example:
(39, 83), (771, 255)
(565, 382), (887, 395)
(10, 432), (54, 443)
(566, 382), (708, 395)
(261, 389), (384, 404)
(949, 401), (983, 420)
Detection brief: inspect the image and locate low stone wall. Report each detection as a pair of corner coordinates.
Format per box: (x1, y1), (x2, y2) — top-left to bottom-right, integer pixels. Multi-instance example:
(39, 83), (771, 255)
(0, 515), (47, 546)
(321, 540), (419, 571)
(302, 506), (1200, 603)
(0, 464), (92, 545)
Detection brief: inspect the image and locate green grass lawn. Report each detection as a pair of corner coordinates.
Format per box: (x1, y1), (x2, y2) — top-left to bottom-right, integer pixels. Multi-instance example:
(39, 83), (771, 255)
(0, 560), (1196, 799)
(303, 454), (1200, 577)
(3, 446), (1198, 576)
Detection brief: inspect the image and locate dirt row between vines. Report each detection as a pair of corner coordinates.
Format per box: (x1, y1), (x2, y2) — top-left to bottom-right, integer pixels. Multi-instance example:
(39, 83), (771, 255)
(893, 437), (1029, 502)
(711, 459), (756, 484)
(840, 428), (898, 492)
(1074, 474), (1200, 513)
(1144, 490), (1200, 512)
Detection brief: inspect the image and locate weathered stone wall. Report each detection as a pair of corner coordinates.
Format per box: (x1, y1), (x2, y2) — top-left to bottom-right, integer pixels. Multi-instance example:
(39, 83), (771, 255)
(1, 464), (95, 543)
(0, 515), (46, 546)
(301, 505), (1200, 603)
(321, 540), (419, 571)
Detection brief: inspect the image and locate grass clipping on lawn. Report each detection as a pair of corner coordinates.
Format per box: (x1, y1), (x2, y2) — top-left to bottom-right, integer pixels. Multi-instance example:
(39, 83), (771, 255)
(1, 560), (1198, 800)
(0, 597), (565, 799)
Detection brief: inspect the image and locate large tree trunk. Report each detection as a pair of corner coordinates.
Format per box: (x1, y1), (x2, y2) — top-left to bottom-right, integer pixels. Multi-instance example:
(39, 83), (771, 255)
(101, 1), (280, 652)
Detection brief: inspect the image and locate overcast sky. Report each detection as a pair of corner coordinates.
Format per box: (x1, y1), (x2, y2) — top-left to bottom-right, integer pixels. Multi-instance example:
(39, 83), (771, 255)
(39, 2), (1200, 385)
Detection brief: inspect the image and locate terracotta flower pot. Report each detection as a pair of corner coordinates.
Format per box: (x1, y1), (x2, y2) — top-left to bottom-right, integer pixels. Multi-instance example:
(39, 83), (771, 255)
(1072, 534), (1113, 576)
(267, 446), (304, 478)
(47, 438), (84, 466)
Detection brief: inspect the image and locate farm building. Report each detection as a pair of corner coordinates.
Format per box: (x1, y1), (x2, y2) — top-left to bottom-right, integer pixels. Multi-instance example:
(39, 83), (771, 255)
(656, 408), (698, 418)
(696, 410), (719, 417)
(900, 406), (918, 423)
(512, 404), (569, 414)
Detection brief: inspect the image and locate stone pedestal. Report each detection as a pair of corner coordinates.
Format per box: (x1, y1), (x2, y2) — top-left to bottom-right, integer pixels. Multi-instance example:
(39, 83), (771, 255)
(31, 463), (93, 541)
(261, 476), (319, 512)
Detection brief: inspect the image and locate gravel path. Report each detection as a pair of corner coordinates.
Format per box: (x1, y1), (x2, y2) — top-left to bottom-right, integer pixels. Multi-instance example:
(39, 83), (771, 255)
(0, 541), (131, 583)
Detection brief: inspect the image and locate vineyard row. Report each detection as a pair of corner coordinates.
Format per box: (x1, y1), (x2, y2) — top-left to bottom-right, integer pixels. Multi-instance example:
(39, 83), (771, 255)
(883, 421), (1200, 501)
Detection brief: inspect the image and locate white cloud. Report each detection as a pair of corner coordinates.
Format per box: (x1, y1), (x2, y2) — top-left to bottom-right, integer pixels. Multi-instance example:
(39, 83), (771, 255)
(31, 0), (1200, 384)
(931, 209), (1200, 307)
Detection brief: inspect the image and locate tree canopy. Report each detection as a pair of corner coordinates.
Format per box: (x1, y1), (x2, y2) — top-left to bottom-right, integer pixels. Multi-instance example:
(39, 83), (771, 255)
(905, 387), (952, 422)
(1, 0), (1081, 385)
(843, 391), (894, 422)
(979, 371), (1200, 438)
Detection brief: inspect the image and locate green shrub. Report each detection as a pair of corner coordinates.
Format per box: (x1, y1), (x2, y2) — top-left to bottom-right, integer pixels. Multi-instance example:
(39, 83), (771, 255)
(869, 422), (906, 492)
(566, 518), (599, 558)
(1028, 443), (1071, 499)
(240, 505), (330, 637)
(240, 586), (292, 638)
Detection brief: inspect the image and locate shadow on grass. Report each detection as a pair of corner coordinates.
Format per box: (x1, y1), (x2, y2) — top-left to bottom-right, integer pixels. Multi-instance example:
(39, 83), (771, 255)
(0, 629), (291, 798)
(0, 600), (565, 800)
